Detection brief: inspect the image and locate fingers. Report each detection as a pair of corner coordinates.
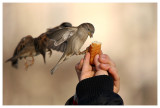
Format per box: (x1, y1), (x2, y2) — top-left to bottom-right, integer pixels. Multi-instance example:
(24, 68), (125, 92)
(82, 52), (90, 70)
(80, 52), (95, 81)
(75, 58), (84, 70)
(94, 54), (100, 71)
(98, 53), (120, 93)
(75, 58), (84, 81)
(108, 66), (119, 82)
(77, 59), (84, 70)
(99, 54), (116, 67)
(75, 63), (79, 70)
(100, 63), (111, 70)
(84, 52), (90, 62)
(76, 52), (120, 93)
(108, 66), (120, 93)
(99, 54), (119, 82)
(94, 54), (109, 76)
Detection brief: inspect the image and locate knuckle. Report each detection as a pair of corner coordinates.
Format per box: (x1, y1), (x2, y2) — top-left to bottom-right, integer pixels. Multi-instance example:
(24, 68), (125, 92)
(75, 64), (79, 69)
(104, 54), (110, 59)
(117, 76), (120, 81)
(112, 62), (116, 67)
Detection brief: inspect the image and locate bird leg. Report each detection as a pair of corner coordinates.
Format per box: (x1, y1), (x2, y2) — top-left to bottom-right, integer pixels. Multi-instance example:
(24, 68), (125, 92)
(77, 46), (89, 55)
(48, 49), (52, 57)
(29, 56), (34, 66)
(50, 54), (67, 75)
(24, 57), (29, 71)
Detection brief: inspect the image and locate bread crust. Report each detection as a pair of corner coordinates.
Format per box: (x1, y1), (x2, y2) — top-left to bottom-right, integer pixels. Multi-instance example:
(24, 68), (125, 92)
(89, 41), (101, 65)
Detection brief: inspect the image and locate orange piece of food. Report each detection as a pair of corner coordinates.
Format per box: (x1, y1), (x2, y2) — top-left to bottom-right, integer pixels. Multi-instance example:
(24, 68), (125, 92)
(89, 41), (101, 65)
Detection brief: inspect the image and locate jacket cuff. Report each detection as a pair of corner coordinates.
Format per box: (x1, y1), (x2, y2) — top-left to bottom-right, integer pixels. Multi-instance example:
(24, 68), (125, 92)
(76, 75), (114, 99)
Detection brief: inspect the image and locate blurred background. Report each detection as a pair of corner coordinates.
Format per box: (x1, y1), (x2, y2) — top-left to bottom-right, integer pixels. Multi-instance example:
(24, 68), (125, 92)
(3, 3), (157, 105)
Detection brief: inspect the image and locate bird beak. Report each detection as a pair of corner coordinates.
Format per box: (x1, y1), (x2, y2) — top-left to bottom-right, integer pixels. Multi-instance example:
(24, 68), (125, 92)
(88, 32), (93, 38)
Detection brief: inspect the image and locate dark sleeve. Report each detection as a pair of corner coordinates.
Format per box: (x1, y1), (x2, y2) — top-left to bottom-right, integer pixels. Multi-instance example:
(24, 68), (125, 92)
(65, 75), (124, 105)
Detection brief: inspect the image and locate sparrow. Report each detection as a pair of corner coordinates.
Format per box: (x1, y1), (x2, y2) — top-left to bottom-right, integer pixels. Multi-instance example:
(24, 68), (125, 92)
(47, 23), (95, 74)
(6, 35), (39, 70)
(46, 22), (72, 36)
(6, 34), (53, 70)
(35, 22), (73, 63)
(34, 33), (51, 64)
(6, 22), (72, 70)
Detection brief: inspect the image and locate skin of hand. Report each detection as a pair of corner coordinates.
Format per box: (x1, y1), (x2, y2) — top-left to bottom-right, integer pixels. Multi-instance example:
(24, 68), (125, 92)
(75, 52), (120, 93)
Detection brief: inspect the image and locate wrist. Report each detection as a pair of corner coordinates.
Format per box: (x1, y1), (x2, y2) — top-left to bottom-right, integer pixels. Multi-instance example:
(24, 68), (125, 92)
(80, 71), (94, 81)
(95, 70), (108, 76)
(76, 75), (114, 104)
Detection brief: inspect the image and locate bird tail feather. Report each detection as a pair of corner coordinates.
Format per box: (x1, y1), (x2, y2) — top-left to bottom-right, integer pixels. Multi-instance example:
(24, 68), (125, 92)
(6, 57), (18, 69)
(50, 54), (66, 75)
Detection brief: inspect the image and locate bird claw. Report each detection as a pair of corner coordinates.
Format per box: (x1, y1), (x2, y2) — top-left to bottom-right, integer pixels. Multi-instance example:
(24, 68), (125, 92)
(77, 47), (89, 55)
(29, 56), (34, 66)
(48, 50), (52, 57)
(24, 57), (34, 70)
(25, 62), (29, 71)
(28, 60), (34, 66)
(75, 53), (80, 55)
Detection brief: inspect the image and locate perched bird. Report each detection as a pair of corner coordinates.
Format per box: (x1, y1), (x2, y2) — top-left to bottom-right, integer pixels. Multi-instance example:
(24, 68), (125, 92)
(6, 22), (72, 70)
(48, 23), (95, 74)
(6, 35), (38, 70)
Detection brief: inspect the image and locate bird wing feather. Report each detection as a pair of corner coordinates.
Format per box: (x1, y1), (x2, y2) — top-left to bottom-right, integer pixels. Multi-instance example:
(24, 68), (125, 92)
(47, 27), (77, 52)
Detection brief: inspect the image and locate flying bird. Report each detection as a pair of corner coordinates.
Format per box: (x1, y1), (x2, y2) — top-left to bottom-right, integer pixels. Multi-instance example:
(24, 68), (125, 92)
(34, 33), (52, 64)
(47, 23), (95, 74)
(6, 22), (72, 70)
(36, 22), (73, 63)
(6, 35), (38, 70)
(46, 22), (72, 36)
(6, 34), (51, 70)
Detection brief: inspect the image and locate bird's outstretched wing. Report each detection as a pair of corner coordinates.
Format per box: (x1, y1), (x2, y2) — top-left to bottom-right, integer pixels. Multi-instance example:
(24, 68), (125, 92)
(47, 27), (77, 52)
(46, 26), (62, 36)
(46, 22), (72, 36)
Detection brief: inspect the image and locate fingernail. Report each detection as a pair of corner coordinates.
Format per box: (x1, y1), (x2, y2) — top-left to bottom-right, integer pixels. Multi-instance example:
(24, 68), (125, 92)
(100, 55), (106, 60)
(100, 54), (106, 58)
(94, 54), (100, 64)
(95, 54), (99, 58)
(101, 64), (109, 67)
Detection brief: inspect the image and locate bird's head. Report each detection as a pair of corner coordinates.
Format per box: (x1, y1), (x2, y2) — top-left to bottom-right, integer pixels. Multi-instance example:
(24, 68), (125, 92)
(60, 22), (72, 28)
(81, 23), (95, 38)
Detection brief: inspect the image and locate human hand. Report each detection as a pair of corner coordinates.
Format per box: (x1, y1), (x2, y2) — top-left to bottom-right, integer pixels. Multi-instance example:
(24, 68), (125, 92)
(94, 54), (109, 76)
(75, 52), (120, 93)
(75, 52), (95, 81)
(75, 52), (108, 81)
(96, 53), (120, 93)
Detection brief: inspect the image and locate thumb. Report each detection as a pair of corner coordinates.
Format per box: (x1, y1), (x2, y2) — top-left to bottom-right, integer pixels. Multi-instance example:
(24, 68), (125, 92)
(94, 54), (100, 71)
(82, 52), (90, 70)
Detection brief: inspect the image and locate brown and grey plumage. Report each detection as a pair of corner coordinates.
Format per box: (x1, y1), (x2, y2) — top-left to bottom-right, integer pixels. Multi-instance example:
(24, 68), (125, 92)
(35, 22), (73, 63)
(6, 22), (72, 70)
(6, 34), (52, 70)
(46, 22), (72, 36)
(6, 35), (38, 69)
(48, 23), (95, 74)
